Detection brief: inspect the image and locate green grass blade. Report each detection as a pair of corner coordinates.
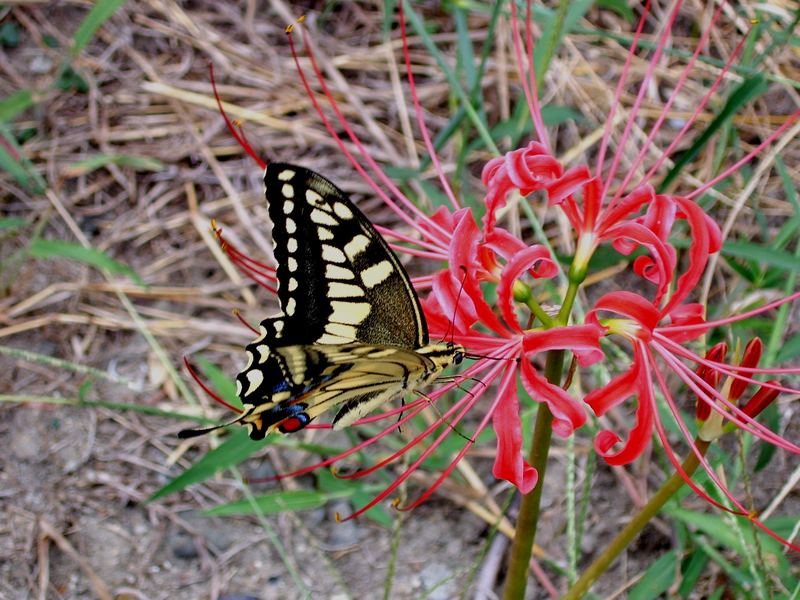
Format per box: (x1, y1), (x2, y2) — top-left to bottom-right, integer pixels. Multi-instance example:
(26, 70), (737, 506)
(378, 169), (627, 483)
(628, 550), (678, 600)
(720, 239), (800, 272)
(0, 127), (46, 193)
(28, 239), (147, 287)
(659, 73), (769, 191)
(0, 217), (27, 231)
(204, 487), (367, 516)
(72, 0), (128, 57)
(63, 153), (164, 177)
(0, 90), (33, 122)
(148, 428), (271, 501)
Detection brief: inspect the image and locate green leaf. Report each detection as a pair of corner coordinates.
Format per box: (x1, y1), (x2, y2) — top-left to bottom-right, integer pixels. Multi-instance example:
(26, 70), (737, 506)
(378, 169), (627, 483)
(0, 128), (46, 193)
(596, 0), (635, 22)
(0, 90), (34, 123)
(660, 74), (769, 192)
(0, 22), (20, 48)
(27, 239), (146, 287)
(776, 333), (800, 363)
(721, 239), (800, 272)
(55, 64), (88, 93)
(148, 428), (271, 501)
(193, 356), (242, 411)
(63, 154), (164, 177)
(629, 551), (678, 600)
(0, 217), (27, 231)
(677, 550), (709, 598)
(204, 487), (368, 516)
(72, 0), (128, 56)
(668, 507), (785, 557)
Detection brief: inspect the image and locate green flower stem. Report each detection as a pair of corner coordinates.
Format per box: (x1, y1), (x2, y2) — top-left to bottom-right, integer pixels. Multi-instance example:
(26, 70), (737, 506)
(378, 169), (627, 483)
(502, 349), (564, 600)
(563, 439), (711, 599)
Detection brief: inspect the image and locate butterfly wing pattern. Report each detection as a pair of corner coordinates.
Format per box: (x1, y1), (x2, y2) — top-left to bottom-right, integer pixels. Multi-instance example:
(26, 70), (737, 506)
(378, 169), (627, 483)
(232, 163), (464, 439)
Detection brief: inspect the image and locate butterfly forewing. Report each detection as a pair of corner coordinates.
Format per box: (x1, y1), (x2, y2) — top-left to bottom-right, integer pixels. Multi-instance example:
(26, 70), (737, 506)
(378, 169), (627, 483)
(265, 163), (428, 348)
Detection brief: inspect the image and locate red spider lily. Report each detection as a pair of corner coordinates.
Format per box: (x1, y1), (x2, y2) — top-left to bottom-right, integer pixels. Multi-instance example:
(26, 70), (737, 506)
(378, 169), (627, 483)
(584, 291), (800, 551)
(201, 1), (799, 533)
(489, 0), (800, 513)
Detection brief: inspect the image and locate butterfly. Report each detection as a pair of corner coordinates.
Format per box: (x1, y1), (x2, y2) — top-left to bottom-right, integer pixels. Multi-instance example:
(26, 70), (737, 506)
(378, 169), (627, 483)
(181, 163), (464, 440)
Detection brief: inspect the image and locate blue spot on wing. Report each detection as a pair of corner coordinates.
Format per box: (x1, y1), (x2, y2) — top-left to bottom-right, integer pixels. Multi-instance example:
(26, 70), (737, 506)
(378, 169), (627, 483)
(272, 380), (291, 394)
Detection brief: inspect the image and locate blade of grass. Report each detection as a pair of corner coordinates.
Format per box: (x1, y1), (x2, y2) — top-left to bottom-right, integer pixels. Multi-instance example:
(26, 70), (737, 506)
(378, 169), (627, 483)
(0, 127), (46, 193)
(28, 239), (146, 287)
(0, 90), (34, 122)
(0, 394), (213, 423)
(147, 428), (271, 501)
(658, 73), (769, 191)
(0, 344), (143, 391)
(71, 0), (128, 57)
(62, 154), (163, 177)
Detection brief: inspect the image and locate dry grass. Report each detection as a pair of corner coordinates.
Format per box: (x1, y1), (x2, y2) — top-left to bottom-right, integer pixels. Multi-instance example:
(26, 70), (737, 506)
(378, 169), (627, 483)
(1, 1), (798, 598)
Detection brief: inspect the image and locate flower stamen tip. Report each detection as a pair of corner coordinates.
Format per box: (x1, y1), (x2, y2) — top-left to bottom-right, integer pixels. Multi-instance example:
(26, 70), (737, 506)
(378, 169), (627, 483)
(285, 15), (305, 35)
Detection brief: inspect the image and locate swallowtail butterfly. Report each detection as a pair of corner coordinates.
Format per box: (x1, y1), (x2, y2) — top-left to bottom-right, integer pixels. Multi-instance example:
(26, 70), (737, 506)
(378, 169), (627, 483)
(183, 164), (464, 440)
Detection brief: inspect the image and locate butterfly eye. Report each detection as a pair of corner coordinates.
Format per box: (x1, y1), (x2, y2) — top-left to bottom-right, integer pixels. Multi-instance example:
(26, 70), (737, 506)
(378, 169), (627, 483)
(454, 350), (465, 365)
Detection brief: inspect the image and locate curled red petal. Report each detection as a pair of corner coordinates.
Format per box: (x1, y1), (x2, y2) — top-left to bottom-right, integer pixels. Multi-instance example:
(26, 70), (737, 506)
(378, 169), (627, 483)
(592, 343), (655, 465)
(483, 227), (528, 260)
(507, 148), (561, 191)
(521, 324), (605, 367)
(450, 211), (511, 336)
(661, 197), (717, 314)
(430, 269), (478, 334)
(497, 245), (557, 332)
(547, 164), (592, 207)
(587, 291), (661, 336)
(491, 364), (538, 493)
(520, 359), (586, 437)
(597, 185), (655, 236)
(605, 222), (675, 305)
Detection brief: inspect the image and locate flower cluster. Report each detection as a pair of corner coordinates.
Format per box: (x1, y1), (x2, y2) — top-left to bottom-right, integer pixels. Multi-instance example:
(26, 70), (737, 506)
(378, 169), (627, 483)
(204, 2), (799, 541)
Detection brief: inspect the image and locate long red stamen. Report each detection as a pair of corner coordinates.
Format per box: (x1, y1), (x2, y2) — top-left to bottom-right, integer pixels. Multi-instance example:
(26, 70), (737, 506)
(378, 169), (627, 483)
(609, 2), (726, 205)
(338, 360), (506, 521)
(594, 0), (652, 180)
(287, 26), (452, 248)
(209, 64), (266, 170)
(602, 1), (684, 198)
(650, 348), (800, 551)
(635, 26), (752, 192)
(657, 290), (800, 333)
(183, 357), (243, 414)
(509, 1), (548, 149)
(397, 0), (462, 211)
(336, 358), (500, 480)
(686, 111), (800, 200)
(656, 344), (799, 452)
(233, 309), (259, 335)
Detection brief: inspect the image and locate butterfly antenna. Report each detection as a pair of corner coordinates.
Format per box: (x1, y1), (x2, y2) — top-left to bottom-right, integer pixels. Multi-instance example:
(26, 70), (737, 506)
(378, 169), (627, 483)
(418, 390), (475, 443)
(441, 265), (469, 345)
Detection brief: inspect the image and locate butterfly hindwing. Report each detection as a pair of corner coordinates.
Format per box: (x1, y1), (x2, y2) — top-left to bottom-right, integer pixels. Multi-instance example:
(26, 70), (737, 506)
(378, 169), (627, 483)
(264, 163), (428, 348)
(238, 343), (435, 438)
